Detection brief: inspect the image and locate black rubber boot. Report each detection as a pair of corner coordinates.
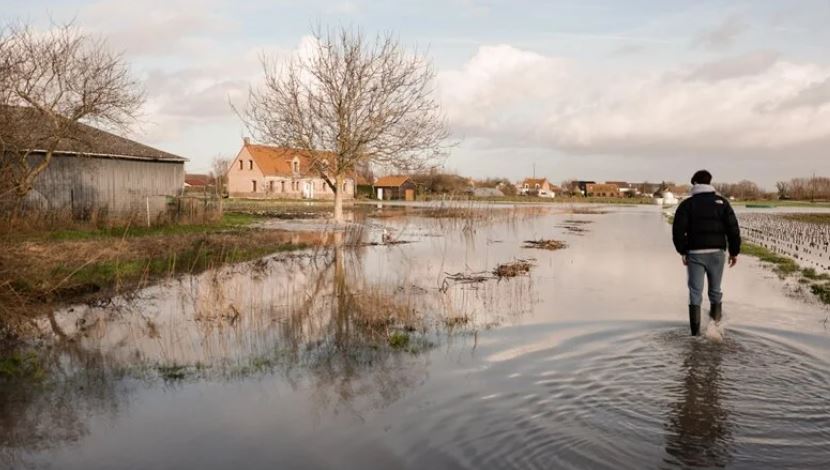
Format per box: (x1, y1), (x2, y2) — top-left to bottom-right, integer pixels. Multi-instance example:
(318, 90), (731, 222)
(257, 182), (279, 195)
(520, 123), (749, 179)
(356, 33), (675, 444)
(710, 303), (722, 323)
(689, 305), (701, 336)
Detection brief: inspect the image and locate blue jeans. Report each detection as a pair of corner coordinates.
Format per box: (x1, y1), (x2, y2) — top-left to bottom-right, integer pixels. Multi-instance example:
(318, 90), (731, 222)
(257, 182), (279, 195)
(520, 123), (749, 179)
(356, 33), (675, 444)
(686, 251), (725, 306)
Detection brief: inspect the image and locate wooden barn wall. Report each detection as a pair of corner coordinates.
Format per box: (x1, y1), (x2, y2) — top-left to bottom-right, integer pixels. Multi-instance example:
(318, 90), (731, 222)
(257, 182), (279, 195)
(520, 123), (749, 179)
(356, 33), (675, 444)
(29, 155), (185, 217)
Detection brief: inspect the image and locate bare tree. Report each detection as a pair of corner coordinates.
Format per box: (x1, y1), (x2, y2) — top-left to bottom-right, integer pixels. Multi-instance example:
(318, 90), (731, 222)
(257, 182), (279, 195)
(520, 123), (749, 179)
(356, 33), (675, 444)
(0, 21), (143, 213)
(211, 156), (232, 196)
(239, 26), (450, 222)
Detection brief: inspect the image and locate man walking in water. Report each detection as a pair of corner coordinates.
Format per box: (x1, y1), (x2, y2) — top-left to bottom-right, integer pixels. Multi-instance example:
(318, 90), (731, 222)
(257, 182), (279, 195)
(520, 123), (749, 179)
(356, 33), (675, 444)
(672, 170), (741, 336)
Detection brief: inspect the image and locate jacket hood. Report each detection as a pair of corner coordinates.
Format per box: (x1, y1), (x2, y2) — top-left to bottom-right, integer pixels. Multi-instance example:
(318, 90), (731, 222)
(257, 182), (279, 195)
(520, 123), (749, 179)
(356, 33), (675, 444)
(691, 184), (716, 195)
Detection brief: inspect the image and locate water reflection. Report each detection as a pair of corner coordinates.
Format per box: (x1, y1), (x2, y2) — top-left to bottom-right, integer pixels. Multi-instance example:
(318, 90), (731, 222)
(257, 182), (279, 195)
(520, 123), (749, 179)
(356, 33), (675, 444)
(0, 347), (127, 469)
(2, 214), (536, 467)
(664, 339), (734, 468)
(4, 206), (830, 469)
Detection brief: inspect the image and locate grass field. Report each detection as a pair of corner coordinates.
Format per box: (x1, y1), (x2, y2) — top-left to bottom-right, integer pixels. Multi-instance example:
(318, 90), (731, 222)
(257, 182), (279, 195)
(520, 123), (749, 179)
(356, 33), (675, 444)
(1, 212), (325, 340)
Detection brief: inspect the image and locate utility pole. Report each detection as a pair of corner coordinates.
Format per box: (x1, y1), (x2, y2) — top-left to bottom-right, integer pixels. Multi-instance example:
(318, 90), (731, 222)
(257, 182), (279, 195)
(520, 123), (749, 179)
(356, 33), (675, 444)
(533, 163), (536, 179)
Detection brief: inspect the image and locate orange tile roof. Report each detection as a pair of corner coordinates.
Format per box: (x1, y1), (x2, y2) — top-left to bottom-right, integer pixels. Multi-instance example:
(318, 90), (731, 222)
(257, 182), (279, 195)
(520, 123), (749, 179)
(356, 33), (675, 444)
(244, 144), (337, 177)
(375, 175), (412, 187)
(185, 174), (212, 186)
(522, 178), (549, 186)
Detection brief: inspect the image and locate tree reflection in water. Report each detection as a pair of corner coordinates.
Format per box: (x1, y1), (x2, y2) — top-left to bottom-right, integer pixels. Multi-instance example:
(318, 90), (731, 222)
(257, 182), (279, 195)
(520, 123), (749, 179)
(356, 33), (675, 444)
(1, 229), (534, 465)
(0, 346), (128, 469)
(664, 339), (734, 468)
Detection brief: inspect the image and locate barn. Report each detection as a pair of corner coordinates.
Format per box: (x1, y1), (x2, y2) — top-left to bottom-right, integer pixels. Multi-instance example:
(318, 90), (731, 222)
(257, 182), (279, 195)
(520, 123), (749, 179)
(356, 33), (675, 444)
(3, 107), (186, 220)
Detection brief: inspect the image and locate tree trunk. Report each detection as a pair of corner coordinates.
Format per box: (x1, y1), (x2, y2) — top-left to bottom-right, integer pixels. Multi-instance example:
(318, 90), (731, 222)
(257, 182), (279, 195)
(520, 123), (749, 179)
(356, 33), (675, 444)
(333, 174), (345, 223)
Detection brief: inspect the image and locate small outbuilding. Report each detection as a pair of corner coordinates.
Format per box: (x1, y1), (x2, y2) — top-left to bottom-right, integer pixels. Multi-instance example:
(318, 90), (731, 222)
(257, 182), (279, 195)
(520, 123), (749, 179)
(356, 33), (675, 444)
(374, 176), (417, 201)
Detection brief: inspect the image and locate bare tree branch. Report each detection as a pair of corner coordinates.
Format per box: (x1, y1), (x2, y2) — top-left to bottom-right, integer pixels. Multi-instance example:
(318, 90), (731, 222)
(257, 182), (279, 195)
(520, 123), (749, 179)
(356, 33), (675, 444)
(0, 20), (144, 213)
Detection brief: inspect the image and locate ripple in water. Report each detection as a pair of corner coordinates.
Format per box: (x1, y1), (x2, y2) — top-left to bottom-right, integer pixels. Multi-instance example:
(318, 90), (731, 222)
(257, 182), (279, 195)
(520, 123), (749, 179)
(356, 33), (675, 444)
(395, 323), (830, 469)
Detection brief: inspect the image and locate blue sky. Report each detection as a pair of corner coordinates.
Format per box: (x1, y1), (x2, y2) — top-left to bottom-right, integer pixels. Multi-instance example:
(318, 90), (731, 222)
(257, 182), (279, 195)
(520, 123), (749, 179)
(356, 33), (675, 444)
(5, 0), (830, 187)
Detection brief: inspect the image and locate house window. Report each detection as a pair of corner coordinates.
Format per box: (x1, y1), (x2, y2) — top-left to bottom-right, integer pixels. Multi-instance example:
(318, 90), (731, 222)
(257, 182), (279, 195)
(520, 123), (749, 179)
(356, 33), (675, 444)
(249, 160), (253, 170)
(281, 181), (285, 192)
(239, 160), (243, 170)
(293, 160), (299, 173)
(252, 180), (257, 192)
(269, 181), (274, 192)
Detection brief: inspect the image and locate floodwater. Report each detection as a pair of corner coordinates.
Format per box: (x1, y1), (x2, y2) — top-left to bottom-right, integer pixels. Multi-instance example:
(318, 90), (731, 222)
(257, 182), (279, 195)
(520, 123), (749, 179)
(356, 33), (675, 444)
(3, 204), (830, 469)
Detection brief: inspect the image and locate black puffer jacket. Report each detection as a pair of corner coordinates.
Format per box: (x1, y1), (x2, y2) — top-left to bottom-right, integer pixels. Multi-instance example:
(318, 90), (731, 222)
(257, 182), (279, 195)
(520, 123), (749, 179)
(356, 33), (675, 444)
(672, 191), (741, 257)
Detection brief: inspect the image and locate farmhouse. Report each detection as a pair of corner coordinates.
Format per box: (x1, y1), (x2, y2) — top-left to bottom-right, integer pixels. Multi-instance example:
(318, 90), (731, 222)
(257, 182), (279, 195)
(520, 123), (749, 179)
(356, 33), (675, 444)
(520, 178), (555, 197)
(226, 140), (355, 199)
(2, 106), (186, 219)
(374, 176), (417, 201)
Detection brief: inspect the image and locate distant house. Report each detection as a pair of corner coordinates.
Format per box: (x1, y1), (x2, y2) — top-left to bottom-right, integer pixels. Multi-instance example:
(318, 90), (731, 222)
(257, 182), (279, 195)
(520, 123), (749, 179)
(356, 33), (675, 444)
(576, 181), (597, 196)
(632, 182), (661, 197)
(3, 106), (186, 220)
(184, 174), (213, 190)
(374, 176), (417, 201)
(521, 178), (555, 197)
(586, 183), (621, 197)
(606, 181), (639, 197)
(226, 139), (355, 199)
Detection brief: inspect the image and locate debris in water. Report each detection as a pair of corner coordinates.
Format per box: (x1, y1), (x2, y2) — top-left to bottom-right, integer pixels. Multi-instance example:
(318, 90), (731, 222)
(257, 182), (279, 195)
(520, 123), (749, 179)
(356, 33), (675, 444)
(493, 259), (534, 278)
(443, 272), (492, 284)
(523, 239), (567, 251)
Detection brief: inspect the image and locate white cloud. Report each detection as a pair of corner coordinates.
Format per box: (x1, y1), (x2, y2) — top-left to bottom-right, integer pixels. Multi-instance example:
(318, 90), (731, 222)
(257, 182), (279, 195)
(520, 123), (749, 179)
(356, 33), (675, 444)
(440, 45), (830, 160)
(693, 14), (747, 51)
(81, 0), (236, 57)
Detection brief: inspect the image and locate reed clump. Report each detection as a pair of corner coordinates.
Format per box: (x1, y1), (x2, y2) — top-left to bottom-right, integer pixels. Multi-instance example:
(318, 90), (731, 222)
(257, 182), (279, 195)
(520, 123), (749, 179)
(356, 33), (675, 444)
(493, 260), (534, 278)
(523, 239), (568, 251)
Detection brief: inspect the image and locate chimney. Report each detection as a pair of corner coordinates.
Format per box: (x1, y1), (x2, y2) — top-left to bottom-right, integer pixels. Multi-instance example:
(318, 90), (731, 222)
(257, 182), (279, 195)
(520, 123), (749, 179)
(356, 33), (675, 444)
(243, 137), (250, 145)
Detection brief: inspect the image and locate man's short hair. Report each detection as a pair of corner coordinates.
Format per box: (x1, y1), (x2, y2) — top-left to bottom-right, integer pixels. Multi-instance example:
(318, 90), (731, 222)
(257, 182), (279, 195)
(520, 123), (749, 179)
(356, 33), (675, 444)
(691, 170), (712, 185)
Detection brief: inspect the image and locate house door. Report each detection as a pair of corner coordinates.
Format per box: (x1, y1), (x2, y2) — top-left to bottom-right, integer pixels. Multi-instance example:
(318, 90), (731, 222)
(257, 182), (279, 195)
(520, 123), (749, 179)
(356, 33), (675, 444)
(404, 188), (415, 201)
(303, 181), (314, 199)
(377, 188), (384, 200)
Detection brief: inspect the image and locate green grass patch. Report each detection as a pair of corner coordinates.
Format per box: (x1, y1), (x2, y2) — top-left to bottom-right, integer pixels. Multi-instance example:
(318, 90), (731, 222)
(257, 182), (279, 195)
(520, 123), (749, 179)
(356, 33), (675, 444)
(50, 239), (308, 289)
(783, 213), (830, 225)
(388, 331), (410, 349)
(44, 212), (258, 241)
(156, 364), (188, 381)
(810, 283), (830, 305)
(742, 243), (800, 277)
(740, 200), (830, 209)
(0, 351), (44, 380)
(802, 268), (830, 281)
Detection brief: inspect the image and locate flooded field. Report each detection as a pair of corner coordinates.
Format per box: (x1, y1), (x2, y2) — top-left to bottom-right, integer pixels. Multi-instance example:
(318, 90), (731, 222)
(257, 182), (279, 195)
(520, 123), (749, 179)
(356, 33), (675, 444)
(740, 212), (830, 273)
(3, 204), (830, 469)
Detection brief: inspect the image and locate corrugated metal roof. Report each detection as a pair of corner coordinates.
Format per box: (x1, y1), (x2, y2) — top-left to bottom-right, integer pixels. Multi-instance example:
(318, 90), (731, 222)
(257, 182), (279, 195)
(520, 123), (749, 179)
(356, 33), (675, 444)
(0, 106), (187, 162)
